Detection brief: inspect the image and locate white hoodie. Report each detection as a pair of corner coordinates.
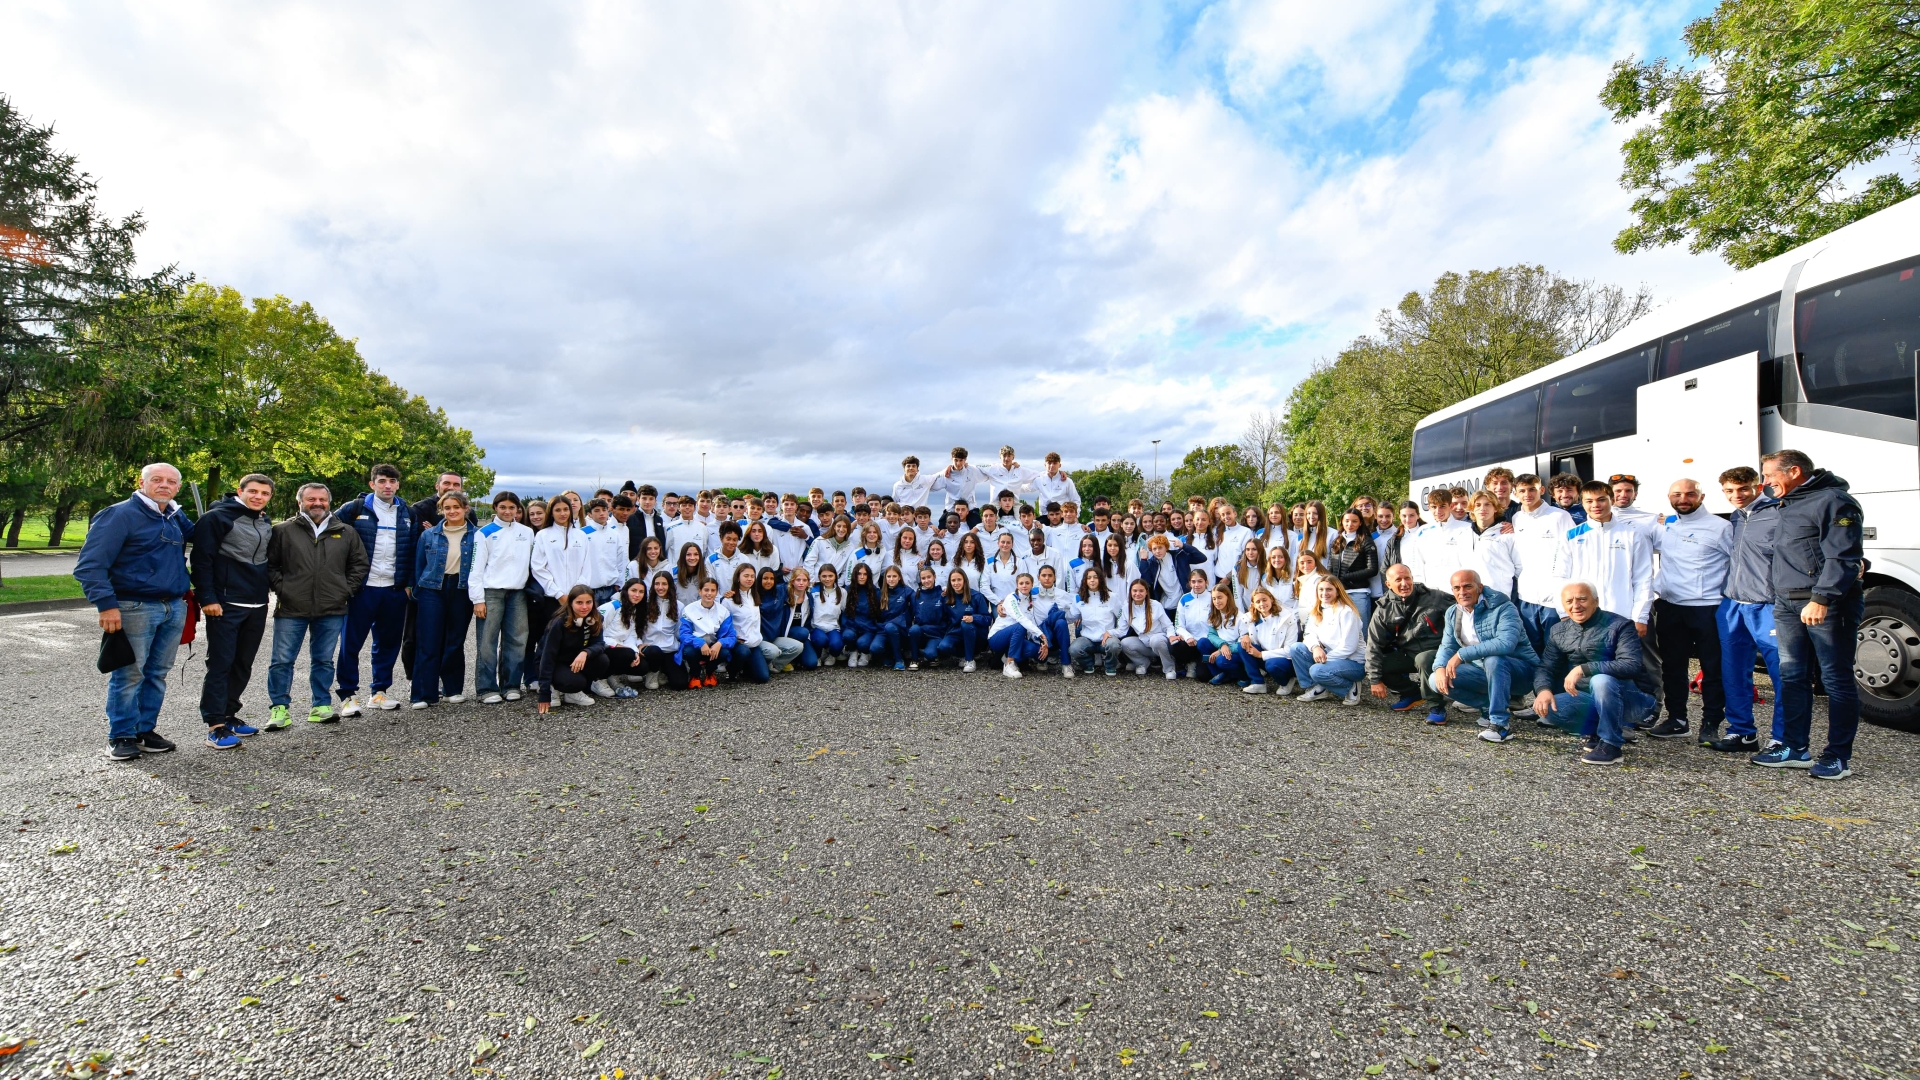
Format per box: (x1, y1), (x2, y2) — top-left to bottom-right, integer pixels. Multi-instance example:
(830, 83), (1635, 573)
(599, 598), (643, 651)
(1302, 602), (1363, 661)
(987, 591), (1044, 641)
(1073, 589), (1122, 640)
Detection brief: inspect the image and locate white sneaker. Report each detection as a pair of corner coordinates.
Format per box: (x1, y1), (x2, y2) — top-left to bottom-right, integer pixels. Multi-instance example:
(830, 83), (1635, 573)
(1062, 666), (1075, 679)
(1273, 678), (1297, 697)
(564, 691), (596, 707)
(822, 655), (836, 667)
(1186, 663), (1201, 679)
(644, 671), (661, 691)
(338, 697), (364, 718)
(368, 692), (400, 711)
(504, 689), (522, 701)
(962, 660), (977, 673)
(1242, 682), (1268, 695)
(1164, 667), (1178, 680)
(480, 693), (503, 705)
(409, 700), (429, 710)
(589, 679), (617, 698)
(1003, 659), (1022, 679)
(1452, 700), (1475, 712)
(1297, 686), (1329, 702)
(1342, 684), (1363, 706)
(445, 693), (467, 704)
(1134, 664), (1148, 676)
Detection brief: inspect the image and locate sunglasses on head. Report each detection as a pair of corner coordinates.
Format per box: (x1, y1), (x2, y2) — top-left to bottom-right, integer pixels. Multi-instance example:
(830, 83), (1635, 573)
(1608, 474), (1638, 486)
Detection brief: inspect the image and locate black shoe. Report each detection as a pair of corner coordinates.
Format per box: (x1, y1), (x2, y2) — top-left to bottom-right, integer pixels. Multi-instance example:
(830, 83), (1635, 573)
(104, 737), (142, 761)
(1708, 732), (1759, 752)
(136, 731), (177, 754)
(1647, 718), (1690, 740)
(1580, 742), (1624, 766)
(1581, 735), (1599, 751)
(1696, 725), (1722, 747)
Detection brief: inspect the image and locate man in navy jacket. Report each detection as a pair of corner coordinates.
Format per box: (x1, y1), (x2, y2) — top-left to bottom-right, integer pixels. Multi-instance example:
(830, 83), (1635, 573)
(330, 464), (416, 715)
(1749, 451), (1866, 779)
(73, 463), (195, 761)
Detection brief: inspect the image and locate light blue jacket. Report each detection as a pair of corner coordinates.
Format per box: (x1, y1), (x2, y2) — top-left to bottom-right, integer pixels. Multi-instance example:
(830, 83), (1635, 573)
(1433, 588), (1538, 668)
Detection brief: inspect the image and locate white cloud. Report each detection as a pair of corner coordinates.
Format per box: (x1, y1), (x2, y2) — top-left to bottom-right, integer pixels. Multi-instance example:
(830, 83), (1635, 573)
(0, 0), (1730, 495)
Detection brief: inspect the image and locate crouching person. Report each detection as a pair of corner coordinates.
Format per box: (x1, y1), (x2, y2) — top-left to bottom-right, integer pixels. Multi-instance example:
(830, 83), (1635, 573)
(1532, 581), (1658, 766)
(1428, 570), (1538, 744)
(537, 585), (608, 711)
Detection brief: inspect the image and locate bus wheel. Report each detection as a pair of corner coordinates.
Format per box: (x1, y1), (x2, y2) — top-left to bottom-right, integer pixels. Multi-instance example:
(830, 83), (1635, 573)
(1856, 587), (1920, 733)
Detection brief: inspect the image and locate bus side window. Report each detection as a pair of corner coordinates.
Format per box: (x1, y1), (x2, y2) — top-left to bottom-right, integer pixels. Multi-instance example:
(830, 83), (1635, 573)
(1796, 263), (1919, 421)
(1538, 346), (1653, 450)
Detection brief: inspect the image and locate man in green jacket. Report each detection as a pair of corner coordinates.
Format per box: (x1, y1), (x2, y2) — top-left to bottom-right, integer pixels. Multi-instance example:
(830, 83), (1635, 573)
(265, 483), (369, 728)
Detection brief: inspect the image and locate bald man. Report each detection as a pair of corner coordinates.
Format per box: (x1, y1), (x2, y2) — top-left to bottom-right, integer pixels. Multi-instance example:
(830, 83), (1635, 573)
(1649, 478), (1731, 743)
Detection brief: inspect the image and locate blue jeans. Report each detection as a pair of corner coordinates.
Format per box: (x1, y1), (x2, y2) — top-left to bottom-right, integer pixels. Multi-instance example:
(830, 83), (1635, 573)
(730, 642), (771, 683)
(1516, 600), (1561, 658)
(473, 588), (527, 694)
(1239, 650), (1294, 686)
(988, 626), (1040, 663)
(268, 614), (345, 709)
(1435, 654), (1534, 728)
(1775, 594), (1863, 761)
(1070, 634), (1123, 674)
(412, 584), (473, 703)
(1349, 592), (1373, 631)
(337, 584), (407, 697)
(1287, 644), (1365, 694)
(1718, 599), (1782, 740)
(105, 597), (187, 740)
(809, 627), (845, 658)
(1543, 673), (1657, 749)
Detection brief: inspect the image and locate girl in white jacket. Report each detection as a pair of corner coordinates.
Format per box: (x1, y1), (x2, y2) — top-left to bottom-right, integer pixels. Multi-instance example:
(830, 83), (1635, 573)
(981, 533), (1025, 605)
(594, 578), (648, 698)
(531, 498), (593, 597)
(1289, 577), (1365, 703)
(1069, 566), (1124, 676)
(851, 521), (887, 584)
(740, 520), (782, 578)
(986, 572), (1048, 678)
(669, 541), (711, 608)
(808, 564), (847, 665)
(1237, 586), (1299, 695)
(1257, 544), (1297, 616)
(888, 527), (923, 591)
(1116, 578), (1176, 679)
(806, 515), (858, 585)
(950, 531), (988, 594)
(637, 570), (687, 690)
(1212, 504), (1253, 581)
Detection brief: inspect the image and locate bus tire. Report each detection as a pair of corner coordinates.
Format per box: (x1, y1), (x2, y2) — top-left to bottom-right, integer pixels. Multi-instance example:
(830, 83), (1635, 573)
(1856, 586), (1920, 734)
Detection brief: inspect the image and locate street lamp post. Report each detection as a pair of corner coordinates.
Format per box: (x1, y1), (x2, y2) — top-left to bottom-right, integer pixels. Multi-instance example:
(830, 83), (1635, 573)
(701, 452), (706, 489)
(1152, 439), (1161, 484)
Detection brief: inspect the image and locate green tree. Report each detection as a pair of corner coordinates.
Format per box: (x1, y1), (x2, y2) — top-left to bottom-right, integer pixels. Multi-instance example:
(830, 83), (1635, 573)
(1276, 266), (1651, 506)
(1071, 459), (1144, 521)
(1603, 0), (1920, 268)
(1168, 444), (1260, 507)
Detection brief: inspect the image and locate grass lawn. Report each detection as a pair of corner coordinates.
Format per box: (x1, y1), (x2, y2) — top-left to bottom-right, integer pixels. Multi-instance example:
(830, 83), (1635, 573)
(3, 516), (90, 550)
(0, 574), (86, 604)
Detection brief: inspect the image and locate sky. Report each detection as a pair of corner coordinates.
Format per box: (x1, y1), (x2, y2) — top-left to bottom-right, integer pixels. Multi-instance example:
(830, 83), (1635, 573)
(2, 0), (1726, 496)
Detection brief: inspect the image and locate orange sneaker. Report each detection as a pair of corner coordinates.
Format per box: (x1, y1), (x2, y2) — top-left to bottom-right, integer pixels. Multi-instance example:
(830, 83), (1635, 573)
(704, 674), (719, 688)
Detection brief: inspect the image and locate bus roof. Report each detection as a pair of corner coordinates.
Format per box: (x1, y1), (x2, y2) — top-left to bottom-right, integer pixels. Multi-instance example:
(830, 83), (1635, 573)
(1413, 194), (1920, 431)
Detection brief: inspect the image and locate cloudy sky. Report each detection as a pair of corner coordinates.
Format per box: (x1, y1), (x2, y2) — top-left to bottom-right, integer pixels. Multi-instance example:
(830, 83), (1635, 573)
(4, 0), (1725, 495)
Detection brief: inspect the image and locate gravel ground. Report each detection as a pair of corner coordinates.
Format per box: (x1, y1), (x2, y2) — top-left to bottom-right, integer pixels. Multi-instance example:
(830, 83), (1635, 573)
(1, 605), (1916, 1080)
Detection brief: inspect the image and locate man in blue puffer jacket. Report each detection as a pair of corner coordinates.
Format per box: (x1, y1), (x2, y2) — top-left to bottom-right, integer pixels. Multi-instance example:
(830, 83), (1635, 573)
(73, 463), (195, 761)
(1749, 451), (1865, 780)
(1429, 570), (1539, 744)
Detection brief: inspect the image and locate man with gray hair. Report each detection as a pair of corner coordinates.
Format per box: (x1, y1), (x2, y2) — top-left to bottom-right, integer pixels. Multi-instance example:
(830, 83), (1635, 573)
(73, 462), (196, 761)
(265, 482), (368, 729)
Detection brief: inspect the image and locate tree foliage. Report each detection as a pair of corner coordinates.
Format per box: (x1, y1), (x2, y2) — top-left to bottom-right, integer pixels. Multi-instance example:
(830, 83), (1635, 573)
(1274, 266), (1652, 507)
(1168, 444), (1260, 507)
(1603, 0), (1920, 268)
(1071, 459), (1144, 520)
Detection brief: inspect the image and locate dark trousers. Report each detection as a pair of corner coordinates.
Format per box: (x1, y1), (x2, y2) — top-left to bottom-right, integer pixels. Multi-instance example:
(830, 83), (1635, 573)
(550, 649), (611, 696)
(337, 584), (408, 697)
(910, 626), (944, 662)
(1776, 594), (1864, 761)
(604, 645), (641, 679)
(1374, 647), (1440, 706)
(641, 645), (690, 689)
(412, 584), (473, 703)
(198, 605), (268, 725)
(523, 594), (559, 688)
(1653, 599), (1724, 726)
(1169, 638), (1207, 670)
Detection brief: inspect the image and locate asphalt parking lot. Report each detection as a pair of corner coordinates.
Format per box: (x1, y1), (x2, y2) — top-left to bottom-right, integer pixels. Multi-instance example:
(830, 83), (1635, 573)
(1, 605), (1915, 1079)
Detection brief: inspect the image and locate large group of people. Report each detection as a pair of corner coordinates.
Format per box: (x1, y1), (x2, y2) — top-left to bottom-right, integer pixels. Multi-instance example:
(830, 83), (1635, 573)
(74, 444), (1868, 779)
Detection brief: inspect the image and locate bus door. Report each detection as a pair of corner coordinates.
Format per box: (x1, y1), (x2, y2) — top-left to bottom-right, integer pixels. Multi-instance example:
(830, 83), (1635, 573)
(1615, 352), (1760, 513)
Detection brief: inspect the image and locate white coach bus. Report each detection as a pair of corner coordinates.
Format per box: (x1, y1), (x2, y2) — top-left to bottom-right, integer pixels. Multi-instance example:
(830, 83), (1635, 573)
(1407, 195), (1920, 730)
